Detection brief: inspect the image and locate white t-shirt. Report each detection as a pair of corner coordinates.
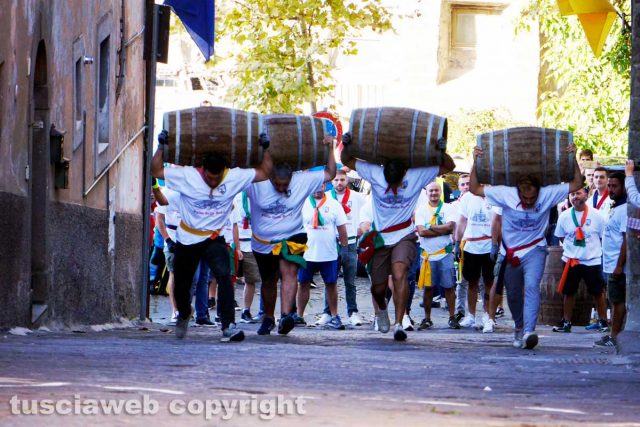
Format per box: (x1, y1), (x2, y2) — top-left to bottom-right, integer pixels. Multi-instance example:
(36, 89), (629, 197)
(458, 193), (502, 254)
(247, 170), (325, 254)
(415, 202), (457, 262)
(485, 183), (569, 258)
(359, 199), (373, 227)
(154, 188), (182, 241)
(356, 160), (439, 246)
(326, 189), (366, 244)
(164, 166), (256, 245)
(602, 202), (628, 274)
(302, 196), (348, 262)
(591, 189), (612, 216)
(554, 206), (605, 266)
(233, 192), (253, 252)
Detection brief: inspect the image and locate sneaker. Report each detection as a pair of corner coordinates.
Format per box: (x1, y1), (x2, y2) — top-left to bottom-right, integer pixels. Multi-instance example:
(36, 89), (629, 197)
(459, 314), (476, 328)
(475, 312), (489, 330)
(495, 307), (505, 318)
(240, 310), (254, 324)
(213, 315), (221, 324)
(402, 314), (414, 331)
(349, 312), (363, 326)
(523, 332), (538, 350)
(585, 321), (601, 331)
(253, 312), (265, 323)
(598, 319), (610, 333)
(234, 300), (241, 311)
(221, 324), (245, 342)
(373, 317), (379, 332)
(393, 323), (407, 341)
(277, 314), (295, 335)
(482, 318), (496, 333)
(208, 297), (216, 309)
(552, 320), (572, 333)
(257, 317), (275, 335)
(292, 313), (307, 326)
(513, 330), (524, 348)
(417, 318), (433, 330)
(170, 311), (179, 323)
(375, 309), (391, 333)
(327, 315), (345, 330)
(196, 317), (216, 326)
(454, 311), (465, 323)
(315, 313), (332, 326)
(448, 316), (461, 329)
(175, 309), (192, 339)
(594, 335), (617, 347)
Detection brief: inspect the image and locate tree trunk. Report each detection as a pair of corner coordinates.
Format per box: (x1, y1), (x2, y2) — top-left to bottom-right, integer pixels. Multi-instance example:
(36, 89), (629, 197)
(618, 0), (640, 356)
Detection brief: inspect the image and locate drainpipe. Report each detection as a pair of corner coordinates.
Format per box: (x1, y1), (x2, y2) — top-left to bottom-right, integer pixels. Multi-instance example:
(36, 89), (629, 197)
(140, 1), (159, 321)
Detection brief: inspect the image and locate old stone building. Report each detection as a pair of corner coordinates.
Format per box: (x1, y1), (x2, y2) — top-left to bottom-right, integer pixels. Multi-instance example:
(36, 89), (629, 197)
(0, 1), (147, 327)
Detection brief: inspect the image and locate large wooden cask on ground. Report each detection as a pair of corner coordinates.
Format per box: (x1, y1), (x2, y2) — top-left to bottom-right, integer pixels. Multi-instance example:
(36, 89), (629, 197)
(347, 107), (448, 167)
(162, 107), (331, 169)
(538, 247), (592, 326)
(475, 127), (575, 186)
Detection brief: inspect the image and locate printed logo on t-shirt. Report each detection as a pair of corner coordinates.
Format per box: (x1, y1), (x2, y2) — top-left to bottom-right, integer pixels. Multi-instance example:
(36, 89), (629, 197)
(513, 213), (537, 230)
(471, 210), (489, 223)
(262, 200), (292, 216)
(193, 199), (224, 210)
(217, 184), (227, 195)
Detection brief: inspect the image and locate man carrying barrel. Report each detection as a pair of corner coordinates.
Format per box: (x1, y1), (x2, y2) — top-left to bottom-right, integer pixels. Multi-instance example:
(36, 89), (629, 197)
(552, 185), (608, 334)
(469, 145), (583, 350)
(341, 134), (455, 341)
(151, 130), (273, 342)
(247, 135), (336, 336)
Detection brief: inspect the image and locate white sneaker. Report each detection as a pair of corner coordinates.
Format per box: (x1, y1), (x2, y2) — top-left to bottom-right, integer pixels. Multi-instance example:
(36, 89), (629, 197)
(459, 314), (476, 328)
(376, 309), (391, 333)
(170, 311), (179, 322)
(402, 314), (414, 331)
(315, 313), (332, 326)
(523, 332), (538, 350)
(373, 317), (379, 332)
(513, 330), (524, 349)
(349, 312), (363, 326)
(482, 318), (496, 333)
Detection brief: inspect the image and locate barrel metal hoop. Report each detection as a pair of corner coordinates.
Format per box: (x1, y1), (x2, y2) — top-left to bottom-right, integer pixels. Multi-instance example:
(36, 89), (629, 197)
(437, 116), (446, 166)
(503, 129), (510, 186)
(568, 132), (574, 181)
(541, 128), (548, 186)
(426, 115), (435, 166)
(175, 110), (181, 164)
(410, 111), (419, 168)
(230, 109), (237, 166)
(296, 115), (303, 171)
(555, 129), (561, 183)
(358, 108), (367, 158)
(246, 112), (253, 168)
(310, 115), (318, 167)
(373, 108), (383, 163)
(489, 132), (495, 185)
(163, 113), (170, 163)
(191, 108), (197, 165)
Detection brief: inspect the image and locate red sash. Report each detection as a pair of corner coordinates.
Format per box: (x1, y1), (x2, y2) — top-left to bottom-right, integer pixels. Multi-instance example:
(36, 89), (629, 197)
(504, 237), (545, 267)
(357, 219), (413, 265)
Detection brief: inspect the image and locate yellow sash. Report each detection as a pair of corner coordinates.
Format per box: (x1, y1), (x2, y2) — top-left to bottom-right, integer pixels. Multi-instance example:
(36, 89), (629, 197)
(253, 233), (308, 266)
(179, 221), (221, 239)
(417, 246), (451, 289)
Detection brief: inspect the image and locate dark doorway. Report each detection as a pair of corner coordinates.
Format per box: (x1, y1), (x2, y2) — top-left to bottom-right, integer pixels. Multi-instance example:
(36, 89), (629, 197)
(30, 40), (49, 323)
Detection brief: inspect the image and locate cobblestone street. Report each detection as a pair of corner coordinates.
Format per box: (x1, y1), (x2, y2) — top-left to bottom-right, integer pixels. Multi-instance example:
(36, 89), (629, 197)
(1, 278), (639, 426)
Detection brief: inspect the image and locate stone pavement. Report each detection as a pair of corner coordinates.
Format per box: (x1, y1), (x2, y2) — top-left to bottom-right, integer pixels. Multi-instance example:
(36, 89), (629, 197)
(0, 278), (639, 426)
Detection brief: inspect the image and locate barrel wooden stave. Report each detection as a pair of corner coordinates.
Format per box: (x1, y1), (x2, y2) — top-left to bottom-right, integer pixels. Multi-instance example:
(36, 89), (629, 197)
(538, 247), (593, 326)
(349, 107), (447, 168)
(475, 127), (574, 187)
(163, 107), (330, 169)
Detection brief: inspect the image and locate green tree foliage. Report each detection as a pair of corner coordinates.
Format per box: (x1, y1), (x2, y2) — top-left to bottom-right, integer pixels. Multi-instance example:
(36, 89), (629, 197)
(214, 0), (393, 114)
(518, 0), (630, 156)
(448, 109), (530, 156)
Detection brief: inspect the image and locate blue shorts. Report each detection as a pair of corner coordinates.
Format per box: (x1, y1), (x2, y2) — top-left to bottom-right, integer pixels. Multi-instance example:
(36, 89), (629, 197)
(298, 260), (339, 285)
(428, 253), (457, 289)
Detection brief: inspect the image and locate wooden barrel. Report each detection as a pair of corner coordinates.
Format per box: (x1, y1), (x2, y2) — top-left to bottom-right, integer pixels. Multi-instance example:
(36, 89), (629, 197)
(538, 246), (593, 326)
(475, 127), (575, 186)
(162, 107), (331, 169)
(348, 107), (447, 167)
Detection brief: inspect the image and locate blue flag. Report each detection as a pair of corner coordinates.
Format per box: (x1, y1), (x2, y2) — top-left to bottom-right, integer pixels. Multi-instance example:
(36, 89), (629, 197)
(165, 0), (215, 62)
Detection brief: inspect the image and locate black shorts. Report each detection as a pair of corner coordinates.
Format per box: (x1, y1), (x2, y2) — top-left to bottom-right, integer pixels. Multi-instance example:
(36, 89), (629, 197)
(561, 263), (605, 297)
(462, 251), (495, 284)
(253, 233), (307, 283)
(607, 273), (626, 304)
